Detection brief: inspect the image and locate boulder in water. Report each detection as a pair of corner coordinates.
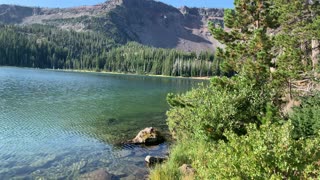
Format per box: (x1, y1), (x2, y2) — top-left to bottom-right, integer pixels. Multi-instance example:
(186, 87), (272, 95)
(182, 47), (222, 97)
(131, 127), (164, 145)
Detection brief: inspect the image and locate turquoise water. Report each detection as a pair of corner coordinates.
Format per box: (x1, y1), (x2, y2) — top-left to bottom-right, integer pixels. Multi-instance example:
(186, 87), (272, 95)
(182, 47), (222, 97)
(0, 67), (203, 179)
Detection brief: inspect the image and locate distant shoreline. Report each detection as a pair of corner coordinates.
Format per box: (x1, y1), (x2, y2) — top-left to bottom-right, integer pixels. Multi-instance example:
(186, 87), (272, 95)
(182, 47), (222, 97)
(0, 66), (212, 80)
(47, 68), (212, 80)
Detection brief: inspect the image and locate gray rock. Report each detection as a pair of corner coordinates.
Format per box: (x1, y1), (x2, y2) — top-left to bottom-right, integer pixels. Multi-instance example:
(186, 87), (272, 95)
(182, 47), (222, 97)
(79, 169), (112, 180)
(133, 167), (149, 179)
(179, 164), (195, 177)
(106, 118), (117, 125)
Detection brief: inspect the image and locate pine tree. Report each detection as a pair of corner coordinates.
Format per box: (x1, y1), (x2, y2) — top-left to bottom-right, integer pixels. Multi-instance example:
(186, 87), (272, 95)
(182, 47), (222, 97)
(270, 0), (320, 100)
(210, 0), (280, 83)
(273, 0), (320, 73)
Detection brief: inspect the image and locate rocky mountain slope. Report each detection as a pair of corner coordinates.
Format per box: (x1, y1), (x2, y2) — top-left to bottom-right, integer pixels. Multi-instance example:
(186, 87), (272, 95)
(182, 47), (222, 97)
(0, 0), (224, 53)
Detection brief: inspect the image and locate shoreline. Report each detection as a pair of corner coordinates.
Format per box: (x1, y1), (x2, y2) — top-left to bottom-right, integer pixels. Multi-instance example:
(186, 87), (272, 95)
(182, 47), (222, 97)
(47, 68), (212, 80)
(0, 66), (211, 80)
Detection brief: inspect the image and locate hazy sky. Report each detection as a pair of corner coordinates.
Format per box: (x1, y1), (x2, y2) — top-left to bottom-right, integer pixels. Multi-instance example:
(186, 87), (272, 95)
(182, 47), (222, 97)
(0, 0), (234, 8)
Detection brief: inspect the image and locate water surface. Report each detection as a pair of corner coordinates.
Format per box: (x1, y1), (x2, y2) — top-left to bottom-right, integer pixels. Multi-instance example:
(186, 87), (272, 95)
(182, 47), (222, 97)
(0, 67), (203, 179)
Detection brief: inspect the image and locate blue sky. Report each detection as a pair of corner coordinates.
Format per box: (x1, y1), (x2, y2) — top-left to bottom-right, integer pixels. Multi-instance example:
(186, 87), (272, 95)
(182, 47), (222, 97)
(0, 0), (234, 8)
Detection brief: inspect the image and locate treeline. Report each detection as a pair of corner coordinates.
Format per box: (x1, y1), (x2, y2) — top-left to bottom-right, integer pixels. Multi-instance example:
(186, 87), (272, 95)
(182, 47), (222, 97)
(104, 42), (218, 77)
(0, 25), (219, 77)
(0, 25), (115, 69)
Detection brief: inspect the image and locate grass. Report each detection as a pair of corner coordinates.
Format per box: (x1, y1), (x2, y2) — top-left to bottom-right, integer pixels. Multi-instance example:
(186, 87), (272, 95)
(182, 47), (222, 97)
(149, 140), (200, 180)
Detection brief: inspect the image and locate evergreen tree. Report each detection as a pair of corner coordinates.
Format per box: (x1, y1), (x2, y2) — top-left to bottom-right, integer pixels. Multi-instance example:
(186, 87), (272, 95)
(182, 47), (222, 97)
(270, 0), (320, 100)
(210, 0), (279, 83)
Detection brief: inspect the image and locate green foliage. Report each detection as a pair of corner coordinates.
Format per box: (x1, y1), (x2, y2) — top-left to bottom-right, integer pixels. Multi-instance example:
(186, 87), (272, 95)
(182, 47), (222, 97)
(151, 122), (320, 180)
(167, 76), (273, 141)
(199, 122), (320, 179)
(291, 93), (320, 139)
(149, 142), (195, 180)
(273, 0), (320, 73)
(210, 0), (279, 82)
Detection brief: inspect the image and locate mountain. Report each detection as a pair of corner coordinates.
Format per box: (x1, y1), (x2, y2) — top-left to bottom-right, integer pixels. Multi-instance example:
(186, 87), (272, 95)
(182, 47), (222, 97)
(0, 0), (224, 53)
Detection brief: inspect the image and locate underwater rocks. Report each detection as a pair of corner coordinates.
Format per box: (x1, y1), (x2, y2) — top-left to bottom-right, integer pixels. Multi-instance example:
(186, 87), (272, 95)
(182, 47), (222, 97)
(79, 169), (113, 180)
(30, 155), (56, 168)
(131, 127), (165, 145)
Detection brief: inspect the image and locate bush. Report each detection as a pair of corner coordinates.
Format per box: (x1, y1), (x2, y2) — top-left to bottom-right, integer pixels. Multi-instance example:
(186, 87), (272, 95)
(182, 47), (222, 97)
(290, 93), (320, 139)
(196, 122), (320, 179)
(150, 122), (320, 180)
(166, 76), (272, 141)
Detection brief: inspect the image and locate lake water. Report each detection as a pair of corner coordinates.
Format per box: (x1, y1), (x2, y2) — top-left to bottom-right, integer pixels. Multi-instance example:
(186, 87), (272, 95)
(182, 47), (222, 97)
(0, 67), (203, 179)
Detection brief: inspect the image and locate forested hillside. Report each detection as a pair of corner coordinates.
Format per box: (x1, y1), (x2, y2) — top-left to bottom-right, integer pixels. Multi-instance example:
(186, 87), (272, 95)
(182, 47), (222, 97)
(0, 25), (115, 69)
(151, 0), (320, 179)
(0, 25), (218, 77)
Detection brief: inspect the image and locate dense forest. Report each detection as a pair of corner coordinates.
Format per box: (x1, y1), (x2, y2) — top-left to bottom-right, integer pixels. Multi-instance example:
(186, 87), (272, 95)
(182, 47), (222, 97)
(0, 25), (219, 77)
(0, 25), (115, 69)
(105, 42), (218, 77)
(151, 0), (320, 179)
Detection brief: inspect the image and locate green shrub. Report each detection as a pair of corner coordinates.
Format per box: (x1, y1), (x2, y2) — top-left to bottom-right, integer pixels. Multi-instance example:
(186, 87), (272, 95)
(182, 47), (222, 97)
(194, 122), (320, 179)
(149, 141), (195, 180)
(291, 93), (320, 139)
(166, 76), (272, 141)
(151, 122), (320, 180)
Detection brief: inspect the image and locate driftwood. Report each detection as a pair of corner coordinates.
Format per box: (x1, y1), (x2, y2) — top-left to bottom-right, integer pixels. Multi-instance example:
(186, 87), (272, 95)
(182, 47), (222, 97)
(290, 76), (319, 95)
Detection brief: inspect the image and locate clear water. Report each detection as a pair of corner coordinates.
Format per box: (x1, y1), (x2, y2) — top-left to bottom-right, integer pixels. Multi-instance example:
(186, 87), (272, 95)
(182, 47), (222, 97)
(0, 67), (203, 179)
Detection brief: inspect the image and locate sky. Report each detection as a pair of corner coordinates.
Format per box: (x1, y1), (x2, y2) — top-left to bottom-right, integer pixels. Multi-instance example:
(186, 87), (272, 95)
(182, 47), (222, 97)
(0, 0), (234, 8)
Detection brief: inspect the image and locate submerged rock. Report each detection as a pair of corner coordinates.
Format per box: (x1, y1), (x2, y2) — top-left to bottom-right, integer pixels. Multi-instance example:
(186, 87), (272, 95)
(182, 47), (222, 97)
(79, 169), (112, 180)
(106, 118), (117, 125)
(131, 127), (164, 145)
(30, 155), (56, 168)
(115, 149), (132, 158)
(145, 155), (168, 167)
(71, 160), (87, 172)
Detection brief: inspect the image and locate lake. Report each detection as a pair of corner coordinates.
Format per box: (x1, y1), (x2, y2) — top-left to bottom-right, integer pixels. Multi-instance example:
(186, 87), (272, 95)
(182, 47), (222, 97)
(0, 67), (203, 179)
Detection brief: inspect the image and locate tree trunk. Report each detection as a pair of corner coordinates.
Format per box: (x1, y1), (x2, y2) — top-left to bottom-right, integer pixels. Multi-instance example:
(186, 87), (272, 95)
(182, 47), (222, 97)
(312, 39), (319, 73)
(300, 40), (308, 67)
(288, 79), (292, 101)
